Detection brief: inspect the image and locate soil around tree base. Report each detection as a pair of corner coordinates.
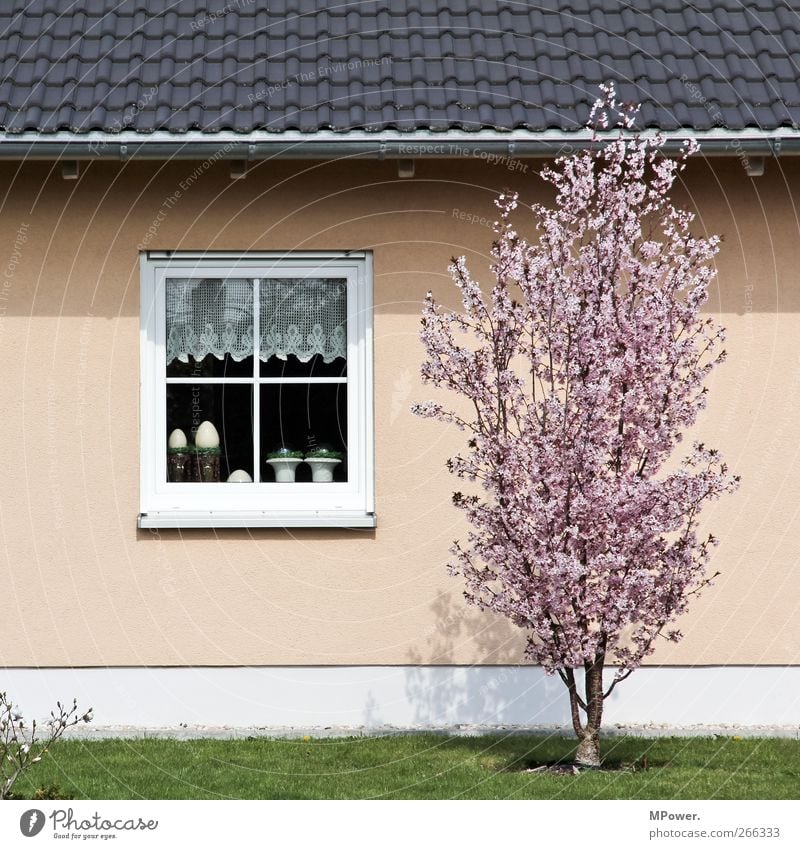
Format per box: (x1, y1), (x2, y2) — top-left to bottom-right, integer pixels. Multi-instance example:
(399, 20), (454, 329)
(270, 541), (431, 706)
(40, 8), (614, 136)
(523, 764), (600, 775)
(519, 759), (647, 775)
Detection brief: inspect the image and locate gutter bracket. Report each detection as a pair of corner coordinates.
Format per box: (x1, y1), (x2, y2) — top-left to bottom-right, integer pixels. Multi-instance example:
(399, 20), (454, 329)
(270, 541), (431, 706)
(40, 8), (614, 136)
(61, 160), (80, 180)
(119, 143), (128, 161)
(230, 160), (248, 180)
(397, 158), (415, 179)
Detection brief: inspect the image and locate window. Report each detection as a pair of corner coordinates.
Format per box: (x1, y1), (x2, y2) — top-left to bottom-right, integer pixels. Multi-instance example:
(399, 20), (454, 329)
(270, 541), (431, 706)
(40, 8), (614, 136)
(139, 252), (374, 528)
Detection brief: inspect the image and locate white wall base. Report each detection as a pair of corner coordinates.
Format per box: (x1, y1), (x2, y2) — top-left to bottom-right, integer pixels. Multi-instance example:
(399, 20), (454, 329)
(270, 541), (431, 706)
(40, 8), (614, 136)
(2, 666), (799, 736)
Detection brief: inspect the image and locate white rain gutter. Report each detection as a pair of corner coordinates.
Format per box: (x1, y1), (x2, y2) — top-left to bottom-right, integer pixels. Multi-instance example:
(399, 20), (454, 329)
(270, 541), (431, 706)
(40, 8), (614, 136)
(0, 127), (796, 159)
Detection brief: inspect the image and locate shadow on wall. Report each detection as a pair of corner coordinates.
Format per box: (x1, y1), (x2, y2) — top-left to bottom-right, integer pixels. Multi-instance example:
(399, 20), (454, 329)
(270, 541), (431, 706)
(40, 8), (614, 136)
(0, 157), (795, 320)
(135, 527), (378, 544)
(397, 593), (570, 727)
(401, 665), (571, 728)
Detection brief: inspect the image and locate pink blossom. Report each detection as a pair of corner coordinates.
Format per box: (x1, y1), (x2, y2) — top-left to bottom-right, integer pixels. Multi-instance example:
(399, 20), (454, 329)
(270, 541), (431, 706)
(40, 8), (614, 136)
(412, 85), (739, 765)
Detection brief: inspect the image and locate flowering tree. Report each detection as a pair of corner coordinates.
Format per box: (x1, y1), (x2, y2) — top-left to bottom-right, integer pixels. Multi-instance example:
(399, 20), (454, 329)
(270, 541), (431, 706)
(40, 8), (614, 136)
(1, 692), (92, 799)
(413, 86), (739, 767)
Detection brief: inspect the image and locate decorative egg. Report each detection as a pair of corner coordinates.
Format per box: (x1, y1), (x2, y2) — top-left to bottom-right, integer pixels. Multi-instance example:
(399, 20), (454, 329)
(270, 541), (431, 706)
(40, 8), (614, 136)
(227, 469), (252, 483)
(168, 428), (188, 449)
(194, 420), (220, 449)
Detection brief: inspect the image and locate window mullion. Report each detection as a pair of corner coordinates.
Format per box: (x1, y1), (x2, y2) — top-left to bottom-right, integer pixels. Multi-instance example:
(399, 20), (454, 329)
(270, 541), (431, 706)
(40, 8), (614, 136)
(257, 377), (347, 385)
(252, 278), (261, 483)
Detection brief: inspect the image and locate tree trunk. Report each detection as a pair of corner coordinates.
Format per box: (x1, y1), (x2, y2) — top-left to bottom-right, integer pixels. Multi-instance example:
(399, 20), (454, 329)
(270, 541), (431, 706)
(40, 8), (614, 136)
(574, 654), (605, 768)
(574, 726), (601, 768)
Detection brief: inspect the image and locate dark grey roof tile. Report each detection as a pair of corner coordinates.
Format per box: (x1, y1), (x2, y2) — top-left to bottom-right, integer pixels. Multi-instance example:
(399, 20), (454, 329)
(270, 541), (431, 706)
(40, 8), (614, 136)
(753, 103), (782, 127)
(772, 102), (795, 127)
(777, 79), (800, 105)
(4, 108), (21, 131)
(0, 0), (798, 135)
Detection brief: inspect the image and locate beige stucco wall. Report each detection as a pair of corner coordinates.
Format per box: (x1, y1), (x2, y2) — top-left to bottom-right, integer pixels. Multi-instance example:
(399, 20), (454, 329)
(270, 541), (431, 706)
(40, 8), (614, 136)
(0, 154), (798, 668)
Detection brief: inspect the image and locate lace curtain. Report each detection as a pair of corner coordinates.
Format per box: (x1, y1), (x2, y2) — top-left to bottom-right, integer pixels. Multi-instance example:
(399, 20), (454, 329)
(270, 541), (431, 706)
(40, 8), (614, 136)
(260, 278), (346, 363)
(167, 278), (254, 363)
(166, 278), (347, 364)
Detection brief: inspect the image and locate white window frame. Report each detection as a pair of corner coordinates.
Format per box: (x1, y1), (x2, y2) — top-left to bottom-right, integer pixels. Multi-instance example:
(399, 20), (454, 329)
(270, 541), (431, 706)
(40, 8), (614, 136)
(138, 251), (375, 528)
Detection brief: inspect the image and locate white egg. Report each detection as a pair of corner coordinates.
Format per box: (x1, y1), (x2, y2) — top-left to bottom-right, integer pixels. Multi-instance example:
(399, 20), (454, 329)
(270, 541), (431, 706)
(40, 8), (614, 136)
(194, 420), (220, 449)
(168, 428), (188, 449)
(227, 469), (252, 483)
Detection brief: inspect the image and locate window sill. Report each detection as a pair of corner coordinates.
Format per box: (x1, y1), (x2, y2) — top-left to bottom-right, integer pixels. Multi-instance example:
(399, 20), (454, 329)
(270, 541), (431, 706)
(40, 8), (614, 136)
(138, 511), (377, 529)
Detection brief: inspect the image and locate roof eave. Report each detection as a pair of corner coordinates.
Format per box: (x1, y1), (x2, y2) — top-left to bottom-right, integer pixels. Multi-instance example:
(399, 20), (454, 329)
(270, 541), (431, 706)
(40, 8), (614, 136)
(0, 128), (796, 159)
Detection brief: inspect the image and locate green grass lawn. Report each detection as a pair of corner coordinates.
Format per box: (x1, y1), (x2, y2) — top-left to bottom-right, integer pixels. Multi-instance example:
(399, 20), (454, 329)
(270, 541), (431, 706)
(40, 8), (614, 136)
(10, 734), (799, 800)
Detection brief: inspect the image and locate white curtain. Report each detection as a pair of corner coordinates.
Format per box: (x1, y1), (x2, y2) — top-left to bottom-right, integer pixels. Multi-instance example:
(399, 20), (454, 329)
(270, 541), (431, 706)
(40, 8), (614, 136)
(260, 278), (347, 363)
(166, 278), (347, 364)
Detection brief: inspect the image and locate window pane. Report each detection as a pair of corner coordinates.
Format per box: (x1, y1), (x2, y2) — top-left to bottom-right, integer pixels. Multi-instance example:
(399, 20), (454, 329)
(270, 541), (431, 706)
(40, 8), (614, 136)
(166, 384), (253, 483)
(259, 278), (347, 365)
(168, 353), (254, 378)
(166, 278), (254, 371)
(261, 384), (348, 483)
(259, 352), (346, 379)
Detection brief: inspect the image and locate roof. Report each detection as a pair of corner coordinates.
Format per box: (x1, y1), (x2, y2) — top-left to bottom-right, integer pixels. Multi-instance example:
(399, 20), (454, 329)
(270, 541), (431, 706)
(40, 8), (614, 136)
(0, 0), (798, 136)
